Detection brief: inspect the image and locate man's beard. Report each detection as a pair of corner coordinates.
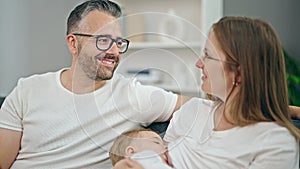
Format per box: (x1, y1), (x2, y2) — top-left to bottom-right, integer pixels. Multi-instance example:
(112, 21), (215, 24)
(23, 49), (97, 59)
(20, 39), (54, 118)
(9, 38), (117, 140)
(78, 52), (119, 81)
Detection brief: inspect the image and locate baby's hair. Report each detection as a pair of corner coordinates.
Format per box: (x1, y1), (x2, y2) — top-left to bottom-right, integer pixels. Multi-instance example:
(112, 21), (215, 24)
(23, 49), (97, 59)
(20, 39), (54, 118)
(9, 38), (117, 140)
(109, 128), (154, 166)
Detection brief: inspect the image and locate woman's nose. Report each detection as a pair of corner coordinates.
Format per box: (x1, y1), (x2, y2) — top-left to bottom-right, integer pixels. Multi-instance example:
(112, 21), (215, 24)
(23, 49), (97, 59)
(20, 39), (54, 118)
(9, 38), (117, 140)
(195, 58), (204, 69)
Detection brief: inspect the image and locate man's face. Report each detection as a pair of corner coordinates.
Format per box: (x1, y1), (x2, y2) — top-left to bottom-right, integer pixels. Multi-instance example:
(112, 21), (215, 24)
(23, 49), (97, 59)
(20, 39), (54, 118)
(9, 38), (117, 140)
(76, 10), (123, 81)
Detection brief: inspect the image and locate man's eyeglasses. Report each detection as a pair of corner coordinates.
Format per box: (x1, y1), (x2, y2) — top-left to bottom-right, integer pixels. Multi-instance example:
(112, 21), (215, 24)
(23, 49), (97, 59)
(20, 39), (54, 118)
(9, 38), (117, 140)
(73, 33), (130, 54)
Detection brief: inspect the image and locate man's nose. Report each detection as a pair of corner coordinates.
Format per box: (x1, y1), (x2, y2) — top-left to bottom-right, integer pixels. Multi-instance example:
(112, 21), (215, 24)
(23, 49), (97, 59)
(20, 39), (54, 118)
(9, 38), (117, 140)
(106, 42), (120, 55)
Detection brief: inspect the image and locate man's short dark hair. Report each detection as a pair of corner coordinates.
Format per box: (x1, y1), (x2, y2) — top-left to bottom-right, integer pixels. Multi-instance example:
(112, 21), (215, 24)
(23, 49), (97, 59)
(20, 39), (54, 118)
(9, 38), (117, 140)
(66, 0), (122, 35)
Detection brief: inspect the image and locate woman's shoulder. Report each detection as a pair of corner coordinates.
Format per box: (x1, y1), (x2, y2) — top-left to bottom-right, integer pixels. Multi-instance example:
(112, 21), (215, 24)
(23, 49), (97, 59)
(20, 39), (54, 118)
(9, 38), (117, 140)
(245, 122), (297, 145)
(251, 122), (291, 132)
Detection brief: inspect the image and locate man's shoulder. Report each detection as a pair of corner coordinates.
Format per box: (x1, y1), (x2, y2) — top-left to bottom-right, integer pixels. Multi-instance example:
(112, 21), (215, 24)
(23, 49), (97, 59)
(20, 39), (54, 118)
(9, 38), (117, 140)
(17, 69), (61, 86)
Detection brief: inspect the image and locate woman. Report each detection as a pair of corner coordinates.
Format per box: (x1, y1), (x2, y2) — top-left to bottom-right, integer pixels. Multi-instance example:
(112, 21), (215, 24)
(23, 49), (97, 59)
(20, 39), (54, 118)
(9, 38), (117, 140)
(113, 16), (300, 169)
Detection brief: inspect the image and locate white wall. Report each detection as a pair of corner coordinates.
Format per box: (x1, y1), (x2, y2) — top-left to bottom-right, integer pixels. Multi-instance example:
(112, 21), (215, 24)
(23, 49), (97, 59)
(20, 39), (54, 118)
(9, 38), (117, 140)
(0, 0), (82, 96)
(224, 0), (300, 62)
(1, 0), (299, 96)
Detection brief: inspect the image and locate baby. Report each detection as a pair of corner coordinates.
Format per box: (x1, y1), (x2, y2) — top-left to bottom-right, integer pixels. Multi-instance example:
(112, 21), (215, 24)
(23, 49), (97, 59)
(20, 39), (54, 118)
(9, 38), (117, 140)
(109, 128), (173, 169)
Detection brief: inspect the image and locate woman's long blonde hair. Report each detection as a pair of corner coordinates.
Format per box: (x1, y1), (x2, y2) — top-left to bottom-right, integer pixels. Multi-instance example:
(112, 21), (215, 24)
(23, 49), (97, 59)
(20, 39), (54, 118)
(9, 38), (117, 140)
(212, 16), (300, 139)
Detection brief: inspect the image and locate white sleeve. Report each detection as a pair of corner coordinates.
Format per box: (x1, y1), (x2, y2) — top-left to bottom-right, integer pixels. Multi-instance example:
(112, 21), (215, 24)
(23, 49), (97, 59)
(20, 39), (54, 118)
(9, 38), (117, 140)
(128, 79), (178, 125)
(164, 98), (215, 143)
(249, 129), (299, 169)
(163, 103), (186, 142)
(0, 80), (24, 131)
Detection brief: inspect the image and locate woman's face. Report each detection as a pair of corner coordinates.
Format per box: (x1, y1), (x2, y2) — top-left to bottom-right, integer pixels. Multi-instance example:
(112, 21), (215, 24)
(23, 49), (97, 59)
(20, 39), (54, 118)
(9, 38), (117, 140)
(196, 30), (236, 101)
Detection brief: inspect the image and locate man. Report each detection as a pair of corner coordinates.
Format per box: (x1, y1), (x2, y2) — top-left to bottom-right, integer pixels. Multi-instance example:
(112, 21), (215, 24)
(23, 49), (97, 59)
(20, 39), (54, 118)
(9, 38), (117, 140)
(0, 0), (188, 168)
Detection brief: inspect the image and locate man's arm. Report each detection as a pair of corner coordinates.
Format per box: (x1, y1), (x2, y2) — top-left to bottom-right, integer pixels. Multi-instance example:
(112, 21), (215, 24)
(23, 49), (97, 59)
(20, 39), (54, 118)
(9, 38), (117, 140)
(289, 105), (300, 119)
(0, 128), (21, 169)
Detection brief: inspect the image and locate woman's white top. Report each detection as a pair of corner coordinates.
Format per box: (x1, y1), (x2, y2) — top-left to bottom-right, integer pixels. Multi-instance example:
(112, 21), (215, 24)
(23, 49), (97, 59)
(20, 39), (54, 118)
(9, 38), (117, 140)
(164, 98), (299, 169)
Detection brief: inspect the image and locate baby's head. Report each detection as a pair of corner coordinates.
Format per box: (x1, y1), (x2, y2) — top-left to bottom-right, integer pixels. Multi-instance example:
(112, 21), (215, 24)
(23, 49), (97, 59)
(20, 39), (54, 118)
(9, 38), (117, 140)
(109, 128), (168, 166)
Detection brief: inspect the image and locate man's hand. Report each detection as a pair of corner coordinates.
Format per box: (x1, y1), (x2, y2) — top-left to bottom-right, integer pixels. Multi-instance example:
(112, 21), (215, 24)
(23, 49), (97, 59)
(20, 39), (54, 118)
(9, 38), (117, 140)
(290, 105), (300, 119)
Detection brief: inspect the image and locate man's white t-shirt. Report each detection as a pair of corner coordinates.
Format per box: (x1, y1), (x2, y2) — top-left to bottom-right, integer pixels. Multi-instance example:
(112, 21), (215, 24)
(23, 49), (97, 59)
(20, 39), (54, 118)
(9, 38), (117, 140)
(164, 98), (299, 169)
(0, 69), (178, 169)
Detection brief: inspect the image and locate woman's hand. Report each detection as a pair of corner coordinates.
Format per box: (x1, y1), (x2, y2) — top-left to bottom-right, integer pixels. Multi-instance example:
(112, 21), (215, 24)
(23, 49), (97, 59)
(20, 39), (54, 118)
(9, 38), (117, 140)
(113, 159), (144, 169)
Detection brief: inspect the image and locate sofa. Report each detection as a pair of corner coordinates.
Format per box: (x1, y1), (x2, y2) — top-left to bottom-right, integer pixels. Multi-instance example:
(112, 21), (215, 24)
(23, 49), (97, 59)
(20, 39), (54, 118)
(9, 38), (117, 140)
(0, 97), (4, 108)
(0, 96), (299, 130)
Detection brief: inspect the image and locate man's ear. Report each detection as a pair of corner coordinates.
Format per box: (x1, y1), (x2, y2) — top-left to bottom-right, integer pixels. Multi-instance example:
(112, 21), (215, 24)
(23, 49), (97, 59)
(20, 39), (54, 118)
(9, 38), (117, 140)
(66, 34), (78, 56)
(125, 146), (135, 157)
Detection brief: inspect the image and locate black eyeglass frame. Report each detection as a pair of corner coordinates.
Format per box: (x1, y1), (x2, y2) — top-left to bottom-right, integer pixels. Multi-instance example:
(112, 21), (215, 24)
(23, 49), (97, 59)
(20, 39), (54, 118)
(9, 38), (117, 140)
(73, 33), (130, 54)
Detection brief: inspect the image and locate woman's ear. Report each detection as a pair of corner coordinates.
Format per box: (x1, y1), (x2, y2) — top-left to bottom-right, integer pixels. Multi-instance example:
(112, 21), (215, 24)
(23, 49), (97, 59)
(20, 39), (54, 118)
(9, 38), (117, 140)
(66, 34), (78, 56)
(236, 66), (242, 84)
(125, 146), (135, 157)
